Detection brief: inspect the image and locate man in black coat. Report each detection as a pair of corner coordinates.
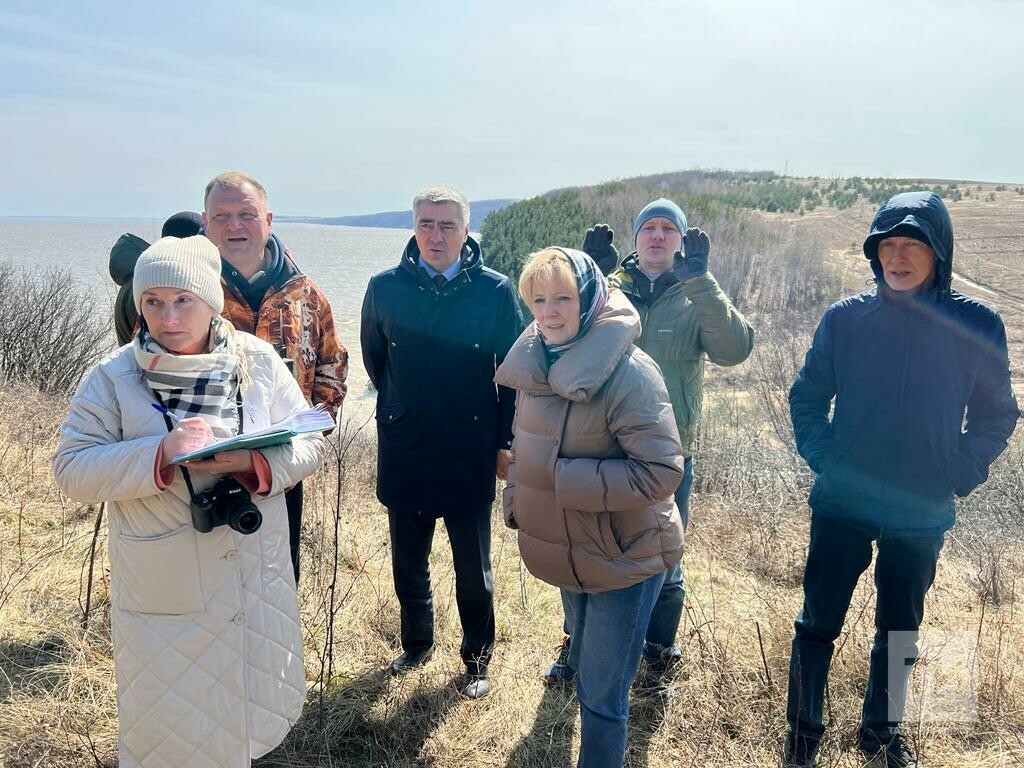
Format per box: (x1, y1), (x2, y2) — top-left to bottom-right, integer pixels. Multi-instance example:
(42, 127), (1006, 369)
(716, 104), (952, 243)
(360, 185), (523, 699)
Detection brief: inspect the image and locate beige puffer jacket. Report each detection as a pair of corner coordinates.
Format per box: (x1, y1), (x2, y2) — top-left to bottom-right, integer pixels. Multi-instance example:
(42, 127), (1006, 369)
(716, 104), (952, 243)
(494, 289), (685, 593)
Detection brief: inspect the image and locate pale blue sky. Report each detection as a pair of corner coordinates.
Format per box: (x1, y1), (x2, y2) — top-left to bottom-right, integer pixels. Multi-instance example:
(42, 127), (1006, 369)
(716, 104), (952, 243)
(2, 0), (1020, 217)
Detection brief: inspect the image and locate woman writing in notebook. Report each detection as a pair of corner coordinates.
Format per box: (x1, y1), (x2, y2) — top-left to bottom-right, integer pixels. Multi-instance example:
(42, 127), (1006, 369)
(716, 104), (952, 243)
(52, 236), (324, 768)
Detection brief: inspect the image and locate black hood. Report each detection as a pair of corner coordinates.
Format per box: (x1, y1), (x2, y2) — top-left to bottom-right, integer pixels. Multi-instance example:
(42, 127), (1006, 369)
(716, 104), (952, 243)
(108, 232), (150, 285)
(863, 191), (953, 297)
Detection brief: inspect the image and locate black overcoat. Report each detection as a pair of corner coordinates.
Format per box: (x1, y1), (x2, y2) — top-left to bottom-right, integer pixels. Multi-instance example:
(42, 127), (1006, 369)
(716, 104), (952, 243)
(360, 236), (524, 516)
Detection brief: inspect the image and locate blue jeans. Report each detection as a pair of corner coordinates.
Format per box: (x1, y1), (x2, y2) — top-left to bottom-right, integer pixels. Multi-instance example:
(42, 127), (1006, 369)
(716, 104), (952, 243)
(644, 455), (693, 653)
(561, 572), (665, 768)
(786, 514), (945, 745)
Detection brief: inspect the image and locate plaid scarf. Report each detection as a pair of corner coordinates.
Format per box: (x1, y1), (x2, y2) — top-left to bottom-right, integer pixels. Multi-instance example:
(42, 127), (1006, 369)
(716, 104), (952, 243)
(544, 247), (609, 361)
(134, 319), (241, 439)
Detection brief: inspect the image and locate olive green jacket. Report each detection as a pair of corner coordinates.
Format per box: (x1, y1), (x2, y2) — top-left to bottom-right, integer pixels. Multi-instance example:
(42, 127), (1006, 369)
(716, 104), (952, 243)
(610, 254), (754, 453)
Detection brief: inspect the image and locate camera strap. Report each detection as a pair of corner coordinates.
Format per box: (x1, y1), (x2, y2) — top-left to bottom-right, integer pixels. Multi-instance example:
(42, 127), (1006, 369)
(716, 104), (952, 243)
(152, 389), (244, 502)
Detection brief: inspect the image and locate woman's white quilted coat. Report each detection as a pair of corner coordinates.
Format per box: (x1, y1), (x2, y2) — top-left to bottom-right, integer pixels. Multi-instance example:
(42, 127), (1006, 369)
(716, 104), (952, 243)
(53, 334), (324, 767)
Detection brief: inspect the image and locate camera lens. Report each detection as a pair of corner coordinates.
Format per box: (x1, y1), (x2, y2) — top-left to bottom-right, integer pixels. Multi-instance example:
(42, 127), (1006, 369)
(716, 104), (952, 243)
(230, 506), (263, 535)
(190, 477), (263, 535)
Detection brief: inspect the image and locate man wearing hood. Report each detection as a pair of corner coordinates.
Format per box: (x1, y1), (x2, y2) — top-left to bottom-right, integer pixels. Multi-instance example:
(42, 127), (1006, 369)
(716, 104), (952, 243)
(360, 185), (523, 699)
(203, 171), (349, 583)
(784, 191), (1019, 767)
(561, 199), (752, 687)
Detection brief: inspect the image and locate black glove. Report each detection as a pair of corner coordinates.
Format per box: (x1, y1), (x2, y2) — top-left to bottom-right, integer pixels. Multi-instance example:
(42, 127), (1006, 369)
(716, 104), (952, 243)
(673, 227), (710, 282)
(582, 223), (619, 276)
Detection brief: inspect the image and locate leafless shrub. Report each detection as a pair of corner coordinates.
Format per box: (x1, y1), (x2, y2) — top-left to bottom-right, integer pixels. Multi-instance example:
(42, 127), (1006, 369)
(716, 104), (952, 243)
(949, 438), (1024, 606)
(750, 320), (814, 456)
(0, 262), (113, 394)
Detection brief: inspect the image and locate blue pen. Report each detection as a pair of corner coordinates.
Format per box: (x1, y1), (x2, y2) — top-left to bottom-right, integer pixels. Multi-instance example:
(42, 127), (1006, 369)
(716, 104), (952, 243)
(151, 403), (182, 422)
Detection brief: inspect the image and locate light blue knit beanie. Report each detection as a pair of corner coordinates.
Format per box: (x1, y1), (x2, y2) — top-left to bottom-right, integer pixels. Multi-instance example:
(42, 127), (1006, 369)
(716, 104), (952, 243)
(632, 198), (687, 245)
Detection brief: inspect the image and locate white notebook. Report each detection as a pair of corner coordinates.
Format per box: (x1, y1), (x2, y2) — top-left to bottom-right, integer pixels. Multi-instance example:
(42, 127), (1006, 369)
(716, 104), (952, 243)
(171, 405), (335, 464)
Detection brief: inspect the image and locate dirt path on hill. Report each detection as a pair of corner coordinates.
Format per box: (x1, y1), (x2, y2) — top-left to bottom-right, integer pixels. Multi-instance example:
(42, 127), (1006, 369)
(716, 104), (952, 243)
(773, 186), (1024, 392)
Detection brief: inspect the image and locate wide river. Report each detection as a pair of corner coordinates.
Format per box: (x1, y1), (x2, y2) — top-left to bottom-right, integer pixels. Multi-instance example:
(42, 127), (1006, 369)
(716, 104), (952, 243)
(1, 216), (419, 419)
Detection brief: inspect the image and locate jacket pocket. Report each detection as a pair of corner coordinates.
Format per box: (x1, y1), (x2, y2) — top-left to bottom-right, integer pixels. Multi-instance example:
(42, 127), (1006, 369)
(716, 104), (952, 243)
(117, 525), (205, 615)
(377, 401), (407, 425)
(948, 450), (983, 498)
(376, 401), (418, 453)
(502, 483), (518, 529)
(596, 511), (624, 559)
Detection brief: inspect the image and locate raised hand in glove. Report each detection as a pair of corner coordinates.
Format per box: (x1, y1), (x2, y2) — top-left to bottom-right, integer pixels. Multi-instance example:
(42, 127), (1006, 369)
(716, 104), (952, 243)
(582, 223), (620, 276)
(673, 227), (710, 282)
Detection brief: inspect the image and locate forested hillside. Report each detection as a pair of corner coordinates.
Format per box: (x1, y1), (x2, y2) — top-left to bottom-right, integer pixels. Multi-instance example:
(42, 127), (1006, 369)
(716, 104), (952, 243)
(479, 170), (969, 283)
(479, 170), (859, 327)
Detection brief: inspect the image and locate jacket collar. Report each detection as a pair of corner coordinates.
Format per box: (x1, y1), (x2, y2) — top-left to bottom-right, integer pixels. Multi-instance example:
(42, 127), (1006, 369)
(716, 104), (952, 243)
(612, 252), (682, 305)
(399, 235), (483, 286)
(221, 232), (302, 296)
(495, 290), (640, 403)
(876, 281), (941, 313)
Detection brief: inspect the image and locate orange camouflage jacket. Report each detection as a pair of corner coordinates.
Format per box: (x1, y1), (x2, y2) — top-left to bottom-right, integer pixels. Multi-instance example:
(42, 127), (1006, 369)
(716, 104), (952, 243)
(221, 241), (348, 421)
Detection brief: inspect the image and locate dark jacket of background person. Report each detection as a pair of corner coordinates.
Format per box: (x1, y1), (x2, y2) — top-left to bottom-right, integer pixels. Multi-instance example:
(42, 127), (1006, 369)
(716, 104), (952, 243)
(360, 235), (523, 515)
(494, 289), (685, 592)
(109, 212), (205, 345)
(790, 195), (1019, 536)
(109, 233), (150, 345)
(609, 254), (753, 453)
(220, 232), (349, 420)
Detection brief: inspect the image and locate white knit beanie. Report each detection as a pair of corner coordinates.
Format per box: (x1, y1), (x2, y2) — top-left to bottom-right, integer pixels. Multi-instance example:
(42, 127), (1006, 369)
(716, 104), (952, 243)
(133, 235), (225, 313)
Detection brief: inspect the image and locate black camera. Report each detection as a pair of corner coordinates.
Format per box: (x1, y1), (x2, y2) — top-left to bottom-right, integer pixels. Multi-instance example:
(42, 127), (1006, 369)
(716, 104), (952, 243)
(190, 476), (262, 535)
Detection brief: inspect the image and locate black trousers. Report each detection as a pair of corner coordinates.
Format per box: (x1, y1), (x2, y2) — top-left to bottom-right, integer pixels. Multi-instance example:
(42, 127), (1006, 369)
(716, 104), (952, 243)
(786, 514), (945, 745)
(387, 502), (495, 667)
(285, 481), (303, 583)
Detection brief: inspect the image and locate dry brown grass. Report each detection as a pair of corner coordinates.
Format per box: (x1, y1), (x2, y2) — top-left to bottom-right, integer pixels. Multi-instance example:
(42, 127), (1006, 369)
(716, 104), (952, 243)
(1, 375), (1022, 768)
(3, 188), (1023, 766)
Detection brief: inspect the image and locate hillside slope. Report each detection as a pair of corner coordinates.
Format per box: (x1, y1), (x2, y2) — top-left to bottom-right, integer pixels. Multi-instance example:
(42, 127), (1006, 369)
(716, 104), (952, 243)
(0, 173), (1021, 767)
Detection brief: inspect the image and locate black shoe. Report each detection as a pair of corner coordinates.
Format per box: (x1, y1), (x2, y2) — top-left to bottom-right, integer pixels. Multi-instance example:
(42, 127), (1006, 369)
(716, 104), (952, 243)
(642, 642), (683, 673)
(782, 731), (819, 768)
(389, 646), (433, 676)
(634, 642), (683, 695)
(543, 635), (575, 686)
(460, 661), (492, 699)
(859, 730), (917, 767)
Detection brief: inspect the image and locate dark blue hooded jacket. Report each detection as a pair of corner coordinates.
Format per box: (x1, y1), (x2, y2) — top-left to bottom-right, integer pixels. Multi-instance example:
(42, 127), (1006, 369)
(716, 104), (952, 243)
(790, 191), (1019, 535)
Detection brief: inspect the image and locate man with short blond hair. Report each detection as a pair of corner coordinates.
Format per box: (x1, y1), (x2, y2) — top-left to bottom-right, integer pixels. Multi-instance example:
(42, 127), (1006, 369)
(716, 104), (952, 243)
(360, 185), (523, 699)
(559, 198), (753, 690)
(203, 171), (348, 582)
